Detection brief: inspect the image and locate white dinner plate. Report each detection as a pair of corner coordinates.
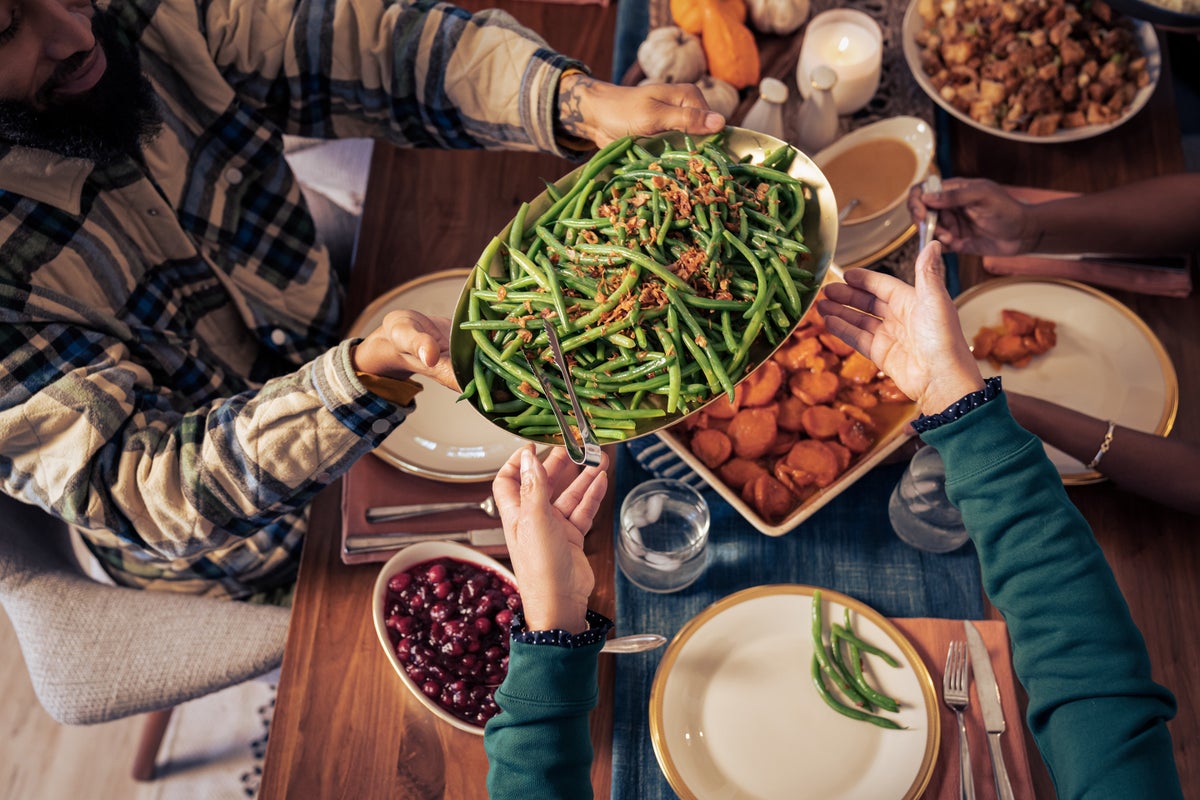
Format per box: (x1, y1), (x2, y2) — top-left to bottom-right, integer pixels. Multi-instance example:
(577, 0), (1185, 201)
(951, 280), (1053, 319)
(955, 277), (1178, 484)
(348, 270), (536, 481)
(902, 0), (1161, 144)
(650, 585), (939, 800)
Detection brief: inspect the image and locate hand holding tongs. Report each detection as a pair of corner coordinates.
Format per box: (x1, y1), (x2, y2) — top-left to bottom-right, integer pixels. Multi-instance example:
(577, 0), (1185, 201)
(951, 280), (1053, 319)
(919, 173), (942, 251)
(522, 319), (602, 467)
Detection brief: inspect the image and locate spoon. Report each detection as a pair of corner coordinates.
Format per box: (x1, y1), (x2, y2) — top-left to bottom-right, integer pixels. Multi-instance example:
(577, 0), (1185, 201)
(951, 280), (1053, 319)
(600, 633), (667, 654)
(366, 496), (499, 524)
(837, 197), (861, 222)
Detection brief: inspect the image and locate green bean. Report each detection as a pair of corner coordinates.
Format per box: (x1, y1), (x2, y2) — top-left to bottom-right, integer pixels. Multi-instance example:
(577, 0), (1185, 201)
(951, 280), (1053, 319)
(831, 624), (902, 668)
(811, 657), (903, 730)
(841, 609), (900, 713)
(666, 286), (736, 401)
(811, 590), (872, 708)
(654, 324), (682, 413)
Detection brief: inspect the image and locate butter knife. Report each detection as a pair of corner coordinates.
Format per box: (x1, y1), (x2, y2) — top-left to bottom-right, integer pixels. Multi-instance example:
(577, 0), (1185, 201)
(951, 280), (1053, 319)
(964, 621), (1015, 800)
(344, 528), (507, 555)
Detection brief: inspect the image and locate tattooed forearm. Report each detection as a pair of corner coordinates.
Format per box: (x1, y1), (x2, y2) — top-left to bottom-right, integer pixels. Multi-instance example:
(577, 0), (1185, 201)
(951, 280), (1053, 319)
(556, 73), (598, 140)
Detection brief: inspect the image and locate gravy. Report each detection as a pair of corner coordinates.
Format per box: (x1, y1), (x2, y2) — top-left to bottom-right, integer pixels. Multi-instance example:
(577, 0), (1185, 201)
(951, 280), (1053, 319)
(821, 139), (918, 223)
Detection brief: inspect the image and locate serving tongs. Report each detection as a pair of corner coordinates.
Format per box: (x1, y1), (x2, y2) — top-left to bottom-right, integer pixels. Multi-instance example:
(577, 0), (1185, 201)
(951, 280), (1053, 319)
(521, 320), (602, 467)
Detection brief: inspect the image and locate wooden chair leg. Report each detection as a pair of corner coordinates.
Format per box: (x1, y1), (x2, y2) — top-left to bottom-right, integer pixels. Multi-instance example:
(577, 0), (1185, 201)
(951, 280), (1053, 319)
(131, 707), (175, 781)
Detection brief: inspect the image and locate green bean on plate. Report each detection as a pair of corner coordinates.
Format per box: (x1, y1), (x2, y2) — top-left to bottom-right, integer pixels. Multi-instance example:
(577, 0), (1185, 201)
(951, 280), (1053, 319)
(449, 127), (837, 447)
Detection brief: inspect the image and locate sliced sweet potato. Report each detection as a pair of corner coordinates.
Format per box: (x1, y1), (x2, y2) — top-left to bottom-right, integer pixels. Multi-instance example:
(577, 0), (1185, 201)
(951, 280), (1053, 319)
(990, 333), (1028, 363)
(740, 359), (784, 407)
(837, 402), (875, 428)
(785, 439), (840, 487)
(791, 370), (839, 405)
(705, 394), (739, 419)
(770, 430), (798, 456)
(720, 458), (768, 492)
(825, 440), (852, 473)
(838, 418), (875, 454)
(838, 351), (879, 385)
(774, 336), (824, 372)
(774, 461), (814, 495)
(800, 404), (847, 440)
(690, 428), (732, 469)
(1002, 309), (1037, 335)
(972, 326), (999, 360)
(727, 407), (779, 459)
(840, 385), (879, 409)
(776, 396), (809, 432)
(750, 474), (797, 521)
(818, 332), (856, 357)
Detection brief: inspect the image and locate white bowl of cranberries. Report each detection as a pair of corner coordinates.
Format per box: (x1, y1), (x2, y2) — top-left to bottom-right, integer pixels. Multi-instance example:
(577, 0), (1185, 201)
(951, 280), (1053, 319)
(372, 540), (522, 734)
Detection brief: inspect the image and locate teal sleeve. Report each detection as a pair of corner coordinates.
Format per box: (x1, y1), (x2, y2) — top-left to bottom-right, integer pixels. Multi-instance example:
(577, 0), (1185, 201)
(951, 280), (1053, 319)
(484, 639), (602, 800)
(923, 394), (1182, 800)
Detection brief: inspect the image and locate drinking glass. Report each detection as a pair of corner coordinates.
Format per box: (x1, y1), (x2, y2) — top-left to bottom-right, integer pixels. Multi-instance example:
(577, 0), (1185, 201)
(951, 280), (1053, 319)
(617, 479), (710, 593)
(888, 445), (970, 553)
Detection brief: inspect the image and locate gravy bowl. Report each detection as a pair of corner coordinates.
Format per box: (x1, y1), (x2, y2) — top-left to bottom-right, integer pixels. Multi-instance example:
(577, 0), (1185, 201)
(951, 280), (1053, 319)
(813, 116), (935, 266)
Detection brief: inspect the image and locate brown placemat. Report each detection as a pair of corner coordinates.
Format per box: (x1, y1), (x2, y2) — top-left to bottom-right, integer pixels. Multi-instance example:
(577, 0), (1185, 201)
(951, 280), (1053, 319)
(339, 453), (507, 564)
(891, 618), (1036, 800)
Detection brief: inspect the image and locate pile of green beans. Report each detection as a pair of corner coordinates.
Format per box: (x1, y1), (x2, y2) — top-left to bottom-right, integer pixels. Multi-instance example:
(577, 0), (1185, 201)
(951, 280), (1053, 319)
(810, 590), (904, 730)
(458, 131), (819, 443)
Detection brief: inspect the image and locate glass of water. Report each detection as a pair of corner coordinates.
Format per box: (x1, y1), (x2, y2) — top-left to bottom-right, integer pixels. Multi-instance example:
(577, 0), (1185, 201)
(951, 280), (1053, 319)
(888, 445), (970, 553)
(617, 479), (710, 593)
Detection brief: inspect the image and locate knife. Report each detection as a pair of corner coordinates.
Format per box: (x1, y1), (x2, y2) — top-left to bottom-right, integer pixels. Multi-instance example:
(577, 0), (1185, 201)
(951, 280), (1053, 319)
(964, 621), (1015, 800)
(344, 528), (507, 555)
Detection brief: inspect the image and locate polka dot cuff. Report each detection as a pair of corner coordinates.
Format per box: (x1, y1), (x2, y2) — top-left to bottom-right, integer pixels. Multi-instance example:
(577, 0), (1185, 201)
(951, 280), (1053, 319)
(911, 376), (1003, 434)
(510, 609), (614, 649)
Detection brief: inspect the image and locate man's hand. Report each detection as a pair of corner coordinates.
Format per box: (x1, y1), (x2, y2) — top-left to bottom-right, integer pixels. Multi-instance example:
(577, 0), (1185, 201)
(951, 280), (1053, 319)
(352, 310), (457, 390)
(492, 446), (608, 634)
(557, 73), (724, 147)
(907, 177), (1037, 256)
(816, 242), (984, 417)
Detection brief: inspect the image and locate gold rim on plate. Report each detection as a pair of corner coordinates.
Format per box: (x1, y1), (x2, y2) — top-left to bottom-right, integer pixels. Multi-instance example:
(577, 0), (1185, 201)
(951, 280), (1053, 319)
(954, 275), (1178, 485)
(649, 584), (940, 800)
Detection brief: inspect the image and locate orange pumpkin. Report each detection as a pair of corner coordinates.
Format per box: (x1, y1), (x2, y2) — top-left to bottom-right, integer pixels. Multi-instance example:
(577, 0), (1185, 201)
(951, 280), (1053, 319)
(701, 0), (760, 89)
(671, 0), (747, 35)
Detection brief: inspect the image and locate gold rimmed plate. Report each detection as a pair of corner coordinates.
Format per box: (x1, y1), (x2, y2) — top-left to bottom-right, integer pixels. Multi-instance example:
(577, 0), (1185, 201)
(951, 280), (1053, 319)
(954, 276), (1178, 484)
(650, 585), (939, 800)
(348, 270), (537, 482)
(448, 127), (839, 448)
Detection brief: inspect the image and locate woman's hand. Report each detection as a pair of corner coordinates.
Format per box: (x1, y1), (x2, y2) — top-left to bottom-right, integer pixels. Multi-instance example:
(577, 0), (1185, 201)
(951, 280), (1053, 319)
(816, 242), (984, 416)
(557, 73), (725, 147)
(907, 177), (1037, 255)
(492, 446), (609, 634)
(352, 310), (457, 390)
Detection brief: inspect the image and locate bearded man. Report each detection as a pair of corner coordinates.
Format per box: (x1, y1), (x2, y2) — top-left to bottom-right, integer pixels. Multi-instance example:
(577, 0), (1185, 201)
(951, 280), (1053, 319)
(0, 0), (723, 599)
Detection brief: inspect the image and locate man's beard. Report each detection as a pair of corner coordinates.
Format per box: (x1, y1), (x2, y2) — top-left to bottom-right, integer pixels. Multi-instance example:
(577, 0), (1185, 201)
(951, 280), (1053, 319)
(0, 9), (163, 165)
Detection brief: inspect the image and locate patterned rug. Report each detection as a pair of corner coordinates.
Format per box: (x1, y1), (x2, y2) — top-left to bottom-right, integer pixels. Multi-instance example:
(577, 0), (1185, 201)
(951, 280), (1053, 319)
(133, 679), (276, 800)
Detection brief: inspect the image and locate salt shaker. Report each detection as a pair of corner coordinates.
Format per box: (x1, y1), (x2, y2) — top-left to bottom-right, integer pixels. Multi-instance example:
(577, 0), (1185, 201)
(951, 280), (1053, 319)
(793, 65), (839, 155)
(740, 77), (789, 141)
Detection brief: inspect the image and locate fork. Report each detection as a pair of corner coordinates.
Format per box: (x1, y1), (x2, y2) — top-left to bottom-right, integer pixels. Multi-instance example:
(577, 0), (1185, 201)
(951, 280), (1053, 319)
(943, 640), (977, 800)
(919, 173), (941, 251)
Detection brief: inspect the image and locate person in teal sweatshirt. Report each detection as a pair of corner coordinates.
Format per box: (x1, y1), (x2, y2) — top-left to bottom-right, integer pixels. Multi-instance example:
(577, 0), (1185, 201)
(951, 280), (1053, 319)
(482, 242), (1183, 800)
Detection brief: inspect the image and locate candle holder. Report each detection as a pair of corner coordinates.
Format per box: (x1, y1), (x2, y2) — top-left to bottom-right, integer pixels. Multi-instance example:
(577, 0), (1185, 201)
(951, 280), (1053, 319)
(796, 9), (883, 115)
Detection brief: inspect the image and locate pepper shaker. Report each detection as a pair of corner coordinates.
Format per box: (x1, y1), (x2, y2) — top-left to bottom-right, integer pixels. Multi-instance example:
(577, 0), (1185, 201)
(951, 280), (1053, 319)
(740, 77), (789, 141)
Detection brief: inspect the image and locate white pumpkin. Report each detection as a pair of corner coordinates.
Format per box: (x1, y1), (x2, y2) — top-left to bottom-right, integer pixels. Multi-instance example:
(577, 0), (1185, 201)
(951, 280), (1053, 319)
(745, 0), (810, 36)
(694, 75), (740, 119)
(636, 26), (707, 84)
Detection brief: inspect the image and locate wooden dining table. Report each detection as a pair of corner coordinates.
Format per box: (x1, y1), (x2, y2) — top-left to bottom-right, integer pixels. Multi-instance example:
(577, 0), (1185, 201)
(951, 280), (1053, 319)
(259, 4), (1199, 798)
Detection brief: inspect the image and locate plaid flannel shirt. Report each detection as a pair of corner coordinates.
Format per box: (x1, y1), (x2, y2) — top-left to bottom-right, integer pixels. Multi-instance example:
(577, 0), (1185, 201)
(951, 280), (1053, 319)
(0, 0), (582, 599)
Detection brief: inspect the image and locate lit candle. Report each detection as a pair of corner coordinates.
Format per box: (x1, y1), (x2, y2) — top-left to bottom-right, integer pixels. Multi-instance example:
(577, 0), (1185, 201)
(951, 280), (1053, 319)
(796, 10), (883, 115)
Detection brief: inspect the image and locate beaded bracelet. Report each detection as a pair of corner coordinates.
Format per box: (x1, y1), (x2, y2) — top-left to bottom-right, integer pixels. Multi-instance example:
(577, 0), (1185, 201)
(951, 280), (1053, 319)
(910, 376), (1003, 434)
(1086, 420), (1117, 470)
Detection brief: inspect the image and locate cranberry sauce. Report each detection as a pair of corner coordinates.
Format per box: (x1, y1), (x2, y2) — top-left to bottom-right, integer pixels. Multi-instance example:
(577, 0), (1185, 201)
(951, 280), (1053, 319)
(383, 557), (521, 726)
